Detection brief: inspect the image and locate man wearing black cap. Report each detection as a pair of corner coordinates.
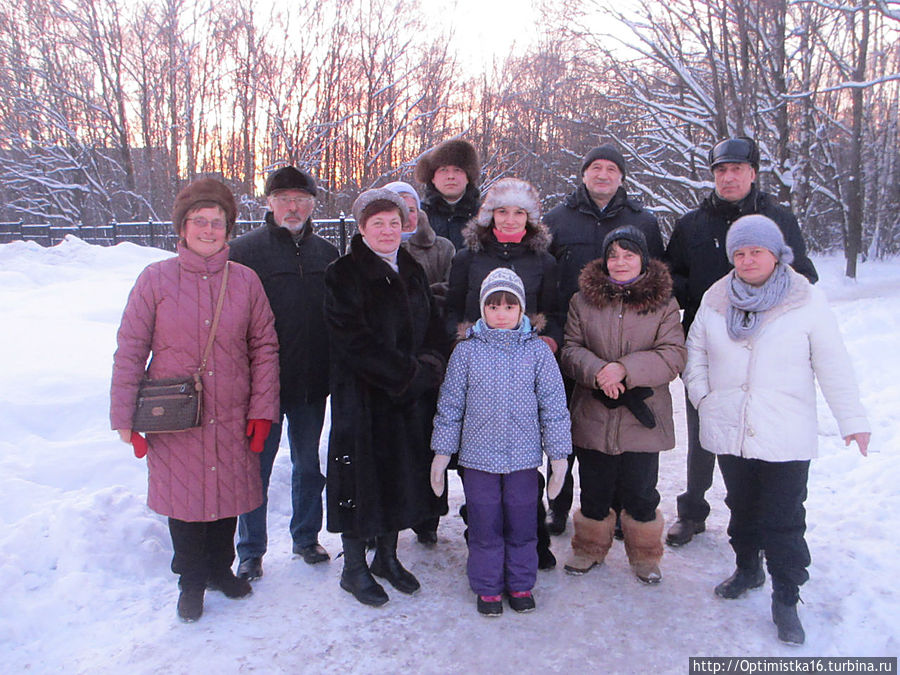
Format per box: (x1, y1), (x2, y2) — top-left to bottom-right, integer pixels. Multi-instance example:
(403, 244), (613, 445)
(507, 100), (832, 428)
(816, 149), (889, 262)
(544, 144), (665, 536)
(664, 137), (818, 547)
(415, 139), (481, 251)
(228, 166), (339, 578)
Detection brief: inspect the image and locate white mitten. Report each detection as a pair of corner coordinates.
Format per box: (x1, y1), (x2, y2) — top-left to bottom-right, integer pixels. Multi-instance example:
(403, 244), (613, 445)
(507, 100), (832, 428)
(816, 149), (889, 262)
(430, 454), (452, 496)
(547, 458), (569, 500)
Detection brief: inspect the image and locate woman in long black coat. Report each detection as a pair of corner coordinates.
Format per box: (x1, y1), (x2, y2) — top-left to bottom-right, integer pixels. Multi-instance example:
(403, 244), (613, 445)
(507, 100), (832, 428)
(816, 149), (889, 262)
(324, 188), (448, 607)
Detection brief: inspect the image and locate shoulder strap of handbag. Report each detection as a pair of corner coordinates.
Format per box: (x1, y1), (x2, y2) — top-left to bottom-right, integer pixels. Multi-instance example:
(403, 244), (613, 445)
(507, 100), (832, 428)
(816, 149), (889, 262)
(197, 261), (230, 375)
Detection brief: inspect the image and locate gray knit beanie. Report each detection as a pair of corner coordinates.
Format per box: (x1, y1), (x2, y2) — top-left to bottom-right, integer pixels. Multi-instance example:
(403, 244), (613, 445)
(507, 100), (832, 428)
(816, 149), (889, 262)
(384, 181), (421, 210)
(479, 267), (526, 321)
(726, 214), (794, 265)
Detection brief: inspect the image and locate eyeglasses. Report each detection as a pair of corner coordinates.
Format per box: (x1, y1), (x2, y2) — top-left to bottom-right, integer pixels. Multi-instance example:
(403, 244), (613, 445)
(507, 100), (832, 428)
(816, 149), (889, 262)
(186, 217), (227, 230)
(272, 195), (314, 207)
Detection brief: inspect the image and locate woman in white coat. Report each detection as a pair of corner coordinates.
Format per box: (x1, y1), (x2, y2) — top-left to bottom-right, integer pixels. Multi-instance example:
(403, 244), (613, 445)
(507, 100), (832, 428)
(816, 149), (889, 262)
(683, 214), (870, 646)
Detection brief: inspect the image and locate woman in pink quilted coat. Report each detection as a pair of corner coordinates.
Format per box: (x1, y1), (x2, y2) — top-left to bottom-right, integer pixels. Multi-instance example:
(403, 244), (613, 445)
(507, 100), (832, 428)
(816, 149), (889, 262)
(110, 178), (279, 622)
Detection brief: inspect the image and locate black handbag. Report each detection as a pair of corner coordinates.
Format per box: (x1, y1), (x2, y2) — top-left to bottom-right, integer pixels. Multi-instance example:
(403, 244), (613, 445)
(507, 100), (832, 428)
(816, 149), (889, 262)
(132, 263), (230, 433)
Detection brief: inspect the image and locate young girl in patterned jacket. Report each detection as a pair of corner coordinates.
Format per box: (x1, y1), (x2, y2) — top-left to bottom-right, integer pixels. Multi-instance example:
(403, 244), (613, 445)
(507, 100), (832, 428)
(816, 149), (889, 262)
(430, 268), (571, 616)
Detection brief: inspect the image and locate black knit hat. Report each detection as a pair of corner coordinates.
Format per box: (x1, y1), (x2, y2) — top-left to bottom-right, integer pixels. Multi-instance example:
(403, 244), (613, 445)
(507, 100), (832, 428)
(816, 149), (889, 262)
(414, 139), (480, 186)
(264, 166), (317, 197)
(581, 144), (627, 178)
(171, 178), (237, 237)
(601, 225), (649, 273)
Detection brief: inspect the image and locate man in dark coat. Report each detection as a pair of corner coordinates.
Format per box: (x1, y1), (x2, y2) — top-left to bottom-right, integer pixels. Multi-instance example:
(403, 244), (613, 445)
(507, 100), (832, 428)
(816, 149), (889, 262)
(543, 144), (666, 536)
(664, 137), (819, 548)
(229, 166), (339, 579)
(414, 139), (481, 251)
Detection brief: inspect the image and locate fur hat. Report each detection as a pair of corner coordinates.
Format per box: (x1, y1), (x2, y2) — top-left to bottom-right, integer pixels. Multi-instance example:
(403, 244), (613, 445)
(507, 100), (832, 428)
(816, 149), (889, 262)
(601, 225), (650, 273)
(475, 178), (541, 229)
(479, 267), (526, 323)
(384, 181), (421, 210)
(171, 178), (237, 237)
(726, 214), (794, 265)
(351, 188), (409, 228)
(414, 139), (480, 186)
(581, 144), (627, 178)
(264, 166), (317, 197)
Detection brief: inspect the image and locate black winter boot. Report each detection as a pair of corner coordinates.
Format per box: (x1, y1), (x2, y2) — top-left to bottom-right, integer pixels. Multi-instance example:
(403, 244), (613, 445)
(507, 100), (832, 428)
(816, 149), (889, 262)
(370, 532), (420, 595)
(207, 569), (252, 598)
(715, 551), (765, 599)
(340, 535), (389, 607)
(177, 584), (205, 622)
(771, 596), (805, 645)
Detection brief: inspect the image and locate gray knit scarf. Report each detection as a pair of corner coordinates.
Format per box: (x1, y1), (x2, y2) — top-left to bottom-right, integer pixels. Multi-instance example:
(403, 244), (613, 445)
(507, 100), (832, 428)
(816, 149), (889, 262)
(726, 263), (791, 341)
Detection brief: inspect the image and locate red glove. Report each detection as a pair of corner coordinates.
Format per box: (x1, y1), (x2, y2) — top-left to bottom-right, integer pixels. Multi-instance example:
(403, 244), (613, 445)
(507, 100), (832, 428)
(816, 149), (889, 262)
(246, 419), (272, 453)
(131, 431), (148, 459)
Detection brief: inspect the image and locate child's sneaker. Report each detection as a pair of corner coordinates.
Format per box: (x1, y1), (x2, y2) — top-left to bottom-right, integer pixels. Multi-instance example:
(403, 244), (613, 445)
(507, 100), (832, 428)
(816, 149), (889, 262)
(477, 595), (503, 617)
(507, 590), (536, 613)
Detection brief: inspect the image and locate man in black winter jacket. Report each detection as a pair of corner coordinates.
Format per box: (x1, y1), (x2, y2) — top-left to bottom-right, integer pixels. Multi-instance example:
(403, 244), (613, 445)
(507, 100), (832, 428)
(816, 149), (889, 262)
(414, 139), (481, 251)
(665, 137), (818, 548)
(229, 166), (339, 579)
(543, 144), (666, 536)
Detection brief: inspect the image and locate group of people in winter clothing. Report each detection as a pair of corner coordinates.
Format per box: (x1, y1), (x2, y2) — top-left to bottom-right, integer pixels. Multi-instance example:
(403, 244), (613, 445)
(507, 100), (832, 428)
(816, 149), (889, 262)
(110, 135), (869, 646)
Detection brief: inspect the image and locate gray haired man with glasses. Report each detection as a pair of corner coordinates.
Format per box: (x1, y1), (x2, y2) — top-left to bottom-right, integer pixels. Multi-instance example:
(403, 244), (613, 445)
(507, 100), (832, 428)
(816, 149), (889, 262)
(228, 166), (339, 579)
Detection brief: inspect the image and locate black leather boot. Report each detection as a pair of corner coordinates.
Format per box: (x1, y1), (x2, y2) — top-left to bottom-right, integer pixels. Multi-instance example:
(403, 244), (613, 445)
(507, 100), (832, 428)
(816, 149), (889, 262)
(370, 531), (421, 595)
(715, 551), (765, 599)
(339, 535), (389, 607)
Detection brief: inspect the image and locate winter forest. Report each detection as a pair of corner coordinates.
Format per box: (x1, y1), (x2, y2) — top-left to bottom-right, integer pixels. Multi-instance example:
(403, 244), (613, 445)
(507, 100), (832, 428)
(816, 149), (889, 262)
(1, 0), (898, 276)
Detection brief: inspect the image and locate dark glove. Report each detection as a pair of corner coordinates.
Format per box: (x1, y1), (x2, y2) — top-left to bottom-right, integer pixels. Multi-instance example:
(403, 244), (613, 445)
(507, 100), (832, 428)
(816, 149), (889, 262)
(593, 386), (656, 429)
(245, 419), (272, 453)
(130, 431), (148, 459)
(405, 353), (445, 399)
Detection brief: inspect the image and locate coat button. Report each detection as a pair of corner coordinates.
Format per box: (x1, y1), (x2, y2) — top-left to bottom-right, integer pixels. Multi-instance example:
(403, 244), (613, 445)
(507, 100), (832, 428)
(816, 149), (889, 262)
(202, 275), (208, 280)
(210, 513), (216, 519)
(747, 427), (755, 436)
(207, 371), (213, 377)
(210, 466), (216, 471)
(741, 383), (749, 392)
(209, 419), (215, 424)
(204, 319), (210, 326)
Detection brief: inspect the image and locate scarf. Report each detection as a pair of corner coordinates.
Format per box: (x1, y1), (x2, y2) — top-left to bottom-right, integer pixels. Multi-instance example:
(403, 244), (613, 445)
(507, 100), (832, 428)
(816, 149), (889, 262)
(726, 263), (791, 341)
(493, 228), (527, 243)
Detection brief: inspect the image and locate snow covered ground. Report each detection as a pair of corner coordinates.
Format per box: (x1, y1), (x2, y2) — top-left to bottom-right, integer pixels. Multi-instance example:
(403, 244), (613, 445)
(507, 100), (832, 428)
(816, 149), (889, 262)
(1, 236), (897, 673)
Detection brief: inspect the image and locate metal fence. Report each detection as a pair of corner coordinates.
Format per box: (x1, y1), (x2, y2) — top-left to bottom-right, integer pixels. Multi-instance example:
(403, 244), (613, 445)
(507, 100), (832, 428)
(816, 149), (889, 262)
(0, 217), (358, 254)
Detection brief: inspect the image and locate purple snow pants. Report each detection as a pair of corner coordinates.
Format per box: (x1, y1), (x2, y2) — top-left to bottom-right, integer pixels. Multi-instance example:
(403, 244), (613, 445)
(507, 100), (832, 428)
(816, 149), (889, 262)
(463, 467), (539, 596)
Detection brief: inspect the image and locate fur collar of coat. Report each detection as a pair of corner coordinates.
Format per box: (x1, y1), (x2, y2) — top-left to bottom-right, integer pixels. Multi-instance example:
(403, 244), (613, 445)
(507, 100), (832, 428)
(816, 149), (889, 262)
(578, 258), (672, 314)
(459, 218), (552, 254)
(348, 232), (418, 280)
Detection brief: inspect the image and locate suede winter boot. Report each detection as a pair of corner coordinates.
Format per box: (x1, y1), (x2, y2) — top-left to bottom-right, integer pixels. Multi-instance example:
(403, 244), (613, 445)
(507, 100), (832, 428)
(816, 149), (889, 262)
(771, 596), (805, 645)
(369, 532), (420, 595)
(177, 585), (205, 622)
(564, 509), (616, 575)
(621, 509), (664, 584)
(207, 569), (253, 599)
(715, 551), (765, 599)
(340, 535), (389, 607)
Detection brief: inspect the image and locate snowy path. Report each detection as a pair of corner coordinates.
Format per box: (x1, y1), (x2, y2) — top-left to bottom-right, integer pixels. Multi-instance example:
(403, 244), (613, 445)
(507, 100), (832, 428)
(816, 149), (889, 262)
(1, 239), (897, 673)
